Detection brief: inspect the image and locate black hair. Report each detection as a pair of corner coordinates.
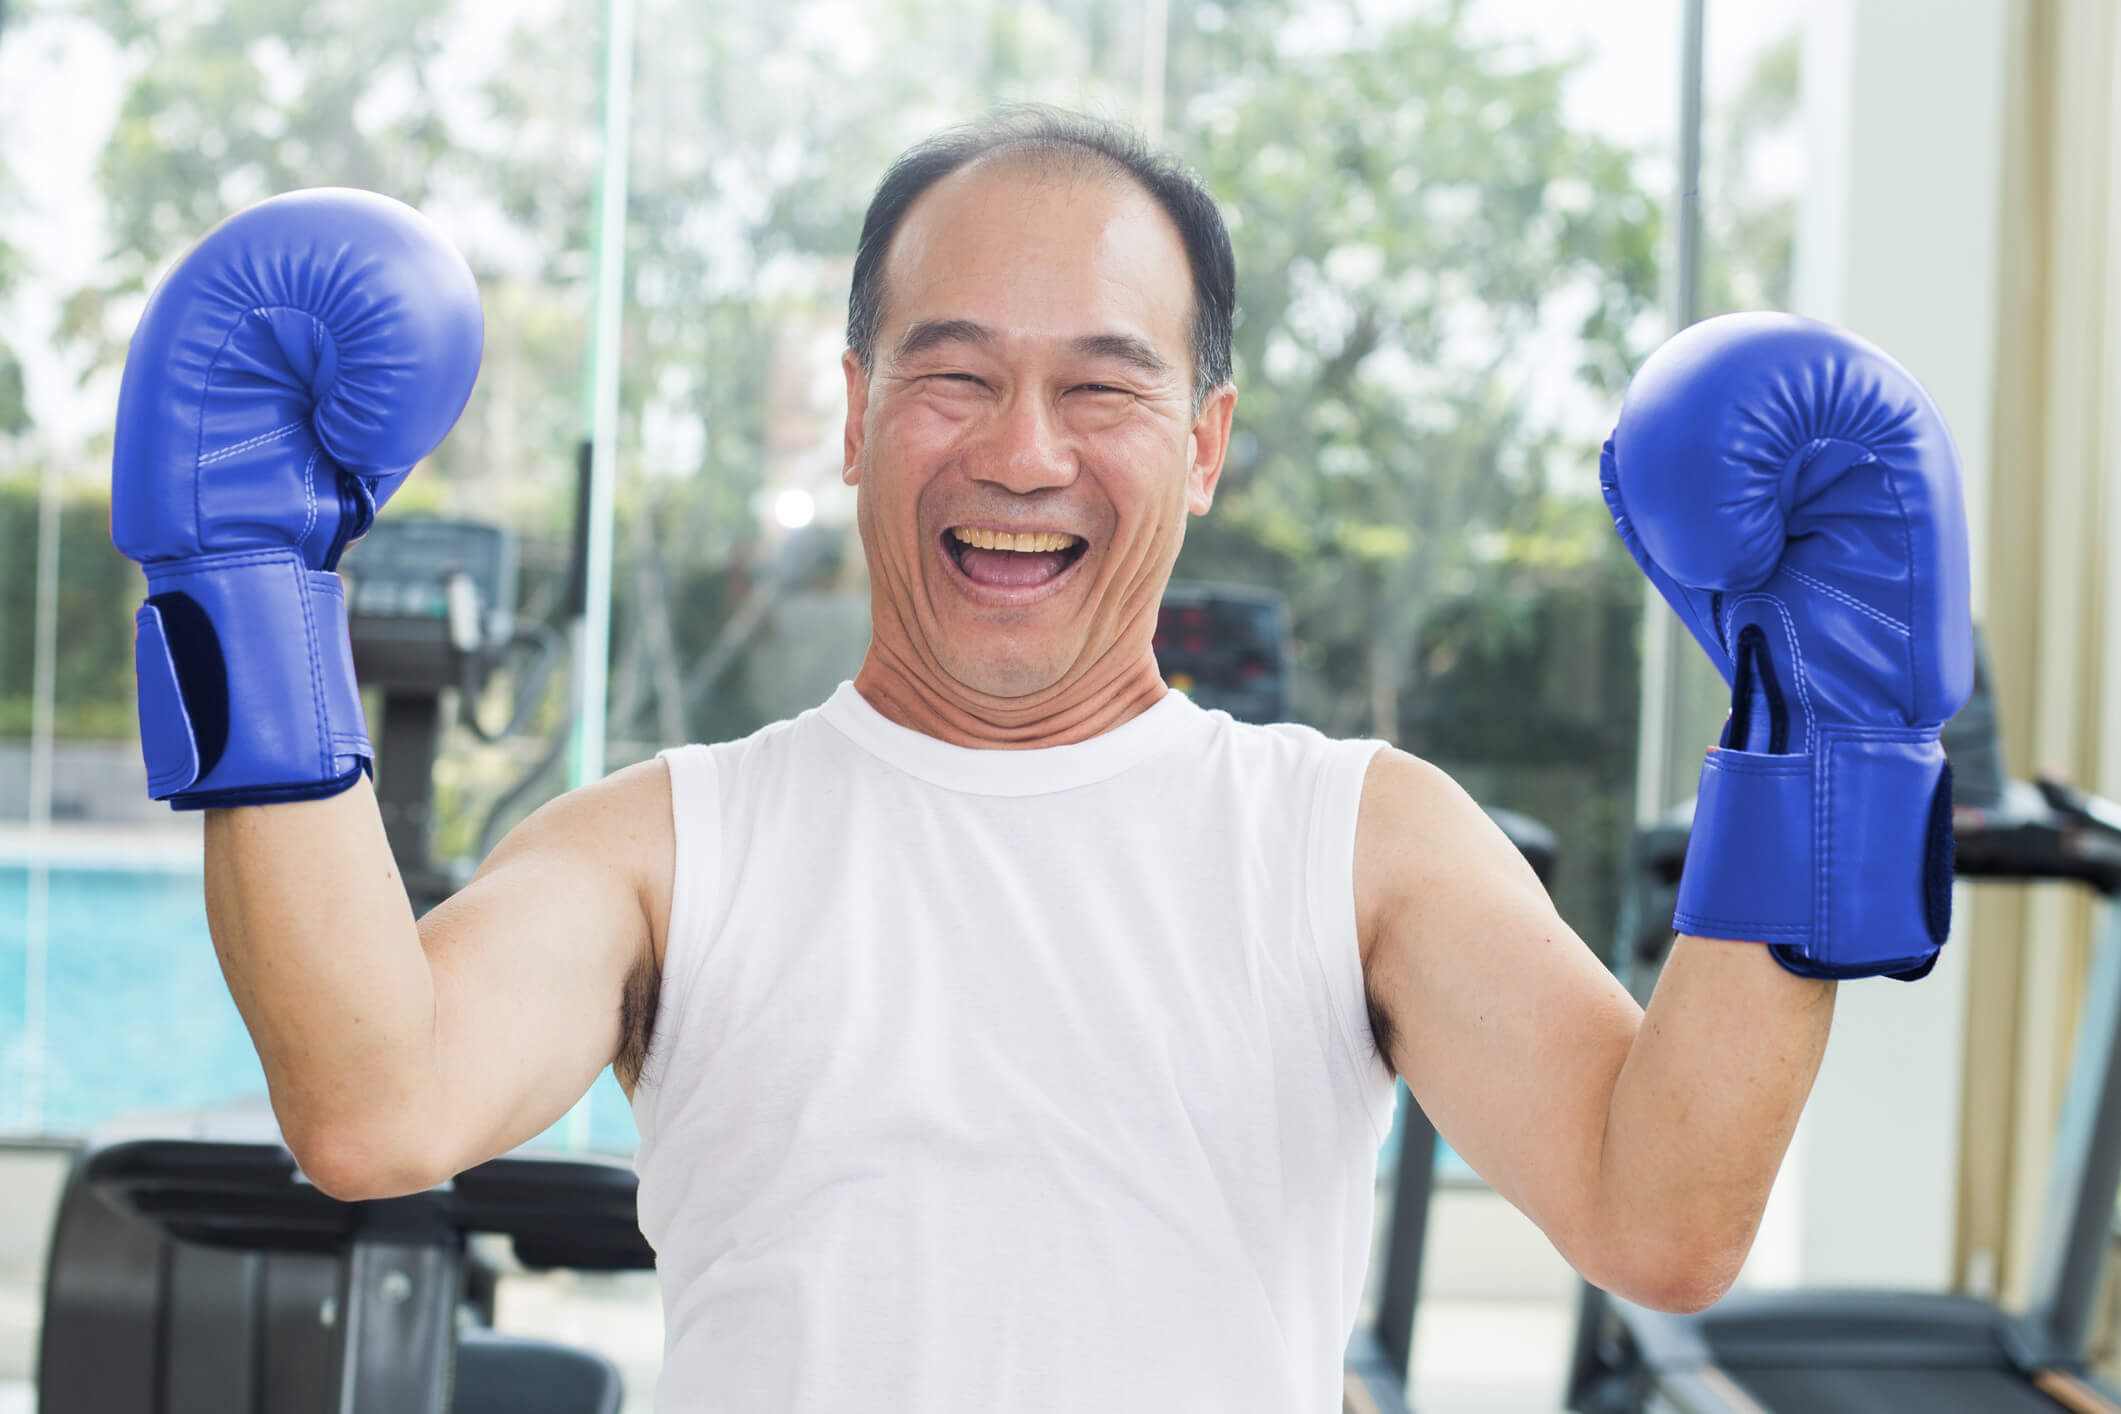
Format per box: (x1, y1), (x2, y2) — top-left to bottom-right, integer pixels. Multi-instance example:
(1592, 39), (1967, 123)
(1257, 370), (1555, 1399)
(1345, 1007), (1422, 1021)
(846, 105), (1236, 410)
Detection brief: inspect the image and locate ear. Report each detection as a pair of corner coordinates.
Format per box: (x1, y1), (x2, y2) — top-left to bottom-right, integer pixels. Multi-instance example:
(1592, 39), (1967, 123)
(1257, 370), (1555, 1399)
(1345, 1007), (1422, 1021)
(842, 349), (870, 485)
(1184, 383), (1238, 515)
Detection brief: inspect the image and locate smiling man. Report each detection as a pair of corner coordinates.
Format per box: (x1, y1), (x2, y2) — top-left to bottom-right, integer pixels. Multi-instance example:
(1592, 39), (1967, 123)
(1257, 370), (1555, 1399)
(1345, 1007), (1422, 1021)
(839, 133), (1233, 740)
(123, 106), (1978, 1414)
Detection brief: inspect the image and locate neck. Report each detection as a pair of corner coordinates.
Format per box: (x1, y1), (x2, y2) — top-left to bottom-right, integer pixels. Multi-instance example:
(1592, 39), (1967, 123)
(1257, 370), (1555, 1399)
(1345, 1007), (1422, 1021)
(851, 646), (1169, 749)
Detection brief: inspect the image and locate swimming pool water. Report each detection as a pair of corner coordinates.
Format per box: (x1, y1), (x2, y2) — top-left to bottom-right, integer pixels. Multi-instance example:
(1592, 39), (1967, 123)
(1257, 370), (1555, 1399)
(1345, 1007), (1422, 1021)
(2, 861), (1469, 1181)
(0, 861), (638, 1152)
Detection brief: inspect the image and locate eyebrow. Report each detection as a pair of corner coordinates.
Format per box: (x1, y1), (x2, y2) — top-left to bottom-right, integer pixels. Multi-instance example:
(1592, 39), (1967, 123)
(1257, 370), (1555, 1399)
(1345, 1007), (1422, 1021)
(891, 318), (1175, 380)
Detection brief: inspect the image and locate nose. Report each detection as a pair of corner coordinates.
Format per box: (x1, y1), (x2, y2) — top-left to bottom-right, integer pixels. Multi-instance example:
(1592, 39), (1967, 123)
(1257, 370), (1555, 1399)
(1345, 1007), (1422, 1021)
(970, 388), (1077, 495)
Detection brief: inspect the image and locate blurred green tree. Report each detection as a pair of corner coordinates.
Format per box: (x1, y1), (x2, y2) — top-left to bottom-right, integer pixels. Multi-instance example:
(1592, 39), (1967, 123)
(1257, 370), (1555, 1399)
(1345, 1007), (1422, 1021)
(0, 0), (32, 438)
(1166, 1), (1663, 744)
(39, 0), (1694, 936)
(1701, 27), (1798, 316)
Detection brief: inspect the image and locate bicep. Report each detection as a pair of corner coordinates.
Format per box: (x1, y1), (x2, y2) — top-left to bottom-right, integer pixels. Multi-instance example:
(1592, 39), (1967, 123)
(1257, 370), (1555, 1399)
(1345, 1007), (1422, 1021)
(414, 759), (670, 1177)
(1356, 748), (1641, 1264)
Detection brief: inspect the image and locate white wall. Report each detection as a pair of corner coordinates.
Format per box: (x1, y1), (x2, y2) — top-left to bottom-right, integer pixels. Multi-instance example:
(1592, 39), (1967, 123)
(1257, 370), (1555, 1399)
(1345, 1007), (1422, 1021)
(1748, 0), (2010, 1293)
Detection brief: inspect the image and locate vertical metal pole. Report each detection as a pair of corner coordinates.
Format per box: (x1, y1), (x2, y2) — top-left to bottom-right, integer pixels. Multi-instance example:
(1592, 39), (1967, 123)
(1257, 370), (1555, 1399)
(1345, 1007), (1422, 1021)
(22, 458), (59, 1132)
(570, 0), (636, 797)
(1675, 0), (1706, 336)
(2024, 897), (2121, 1355)
(1375, 1087), (1437, 1384)
(1632, 0), (1709, 830)
(1573, 8), (1708, 1399)
(1139, 0), (1168, 144)
(561, 0), (635, 1152)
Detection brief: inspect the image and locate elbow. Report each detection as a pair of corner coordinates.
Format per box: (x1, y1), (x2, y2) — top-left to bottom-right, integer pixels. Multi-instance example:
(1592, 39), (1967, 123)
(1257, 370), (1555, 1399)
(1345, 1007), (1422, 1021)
(282, 1113), (444, 1202)
(1580, 1231), (1746, 1316)
(1624, 1262), (1738, 1315)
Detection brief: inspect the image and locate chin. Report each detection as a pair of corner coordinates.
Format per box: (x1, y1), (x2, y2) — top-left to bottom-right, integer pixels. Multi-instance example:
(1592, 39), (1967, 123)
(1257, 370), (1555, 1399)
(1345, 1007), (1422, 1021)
(939, 649), (1069, 702)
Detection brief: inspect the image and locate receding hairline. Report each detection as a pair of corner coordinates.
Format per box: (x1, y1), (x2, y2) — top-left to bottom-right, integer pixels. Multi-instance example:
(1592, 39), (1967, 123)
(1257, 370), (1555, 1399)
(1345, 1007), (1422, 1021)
(866, 150), (1198, 376)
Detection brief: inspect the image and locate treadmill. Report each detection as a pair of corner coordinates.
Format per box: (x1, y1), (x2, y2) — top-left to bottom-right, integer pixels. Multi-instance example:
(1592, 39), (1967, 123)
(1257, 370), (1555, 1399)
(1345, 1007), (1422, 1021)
(1567, 634), (2121, 1414)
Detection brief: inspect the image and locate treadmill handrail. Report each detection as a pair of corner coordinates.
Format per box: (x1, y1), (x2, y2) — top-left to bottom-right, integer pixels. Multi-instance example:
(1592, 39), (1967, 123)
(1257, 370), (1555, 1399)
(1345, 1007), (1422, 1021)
(1641, 777), (2121, 896)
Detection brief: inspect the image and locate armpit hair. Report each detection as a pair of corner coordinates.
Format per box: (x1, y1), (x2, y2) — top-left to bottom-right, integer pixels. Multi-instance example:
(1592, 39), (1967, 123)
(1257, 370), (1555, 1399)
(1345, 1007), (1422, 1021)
(1364, 973), (1399, 1079)
(615, 947), (663, 1092)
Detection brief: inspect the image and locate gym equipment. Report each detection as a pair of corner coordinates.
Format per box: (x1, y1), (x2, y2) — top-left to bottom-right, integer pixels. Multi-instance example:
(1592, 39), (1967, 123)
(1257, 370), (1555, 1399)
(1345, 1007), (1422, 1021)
(343, 514), (563, 912)
(33, 509), (615, 1413)
(1156, 580), (1293, 725)
(36, 1102), (651, 1414)
(1566, 632), (2121, 1413)
(1345, 806), (1560, 1414)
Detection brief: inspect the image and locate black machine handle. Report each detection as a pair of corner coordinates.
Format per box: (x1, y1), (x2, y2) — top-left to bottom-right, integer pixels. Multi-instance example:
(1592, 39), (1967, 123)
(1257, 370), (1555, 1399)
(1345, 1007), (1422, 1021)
(1635, 776), (2121, 899)
(1953, 775), (2121, 897)
(83, 1138), (654, 1271)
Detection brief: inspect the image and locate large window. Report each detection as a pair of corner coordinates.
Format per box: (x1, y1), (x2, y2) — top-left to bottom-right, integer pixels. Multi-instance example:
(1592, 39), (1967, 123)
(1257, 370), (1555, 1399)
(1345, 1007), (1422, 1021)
(1, 0), (1669, 1162)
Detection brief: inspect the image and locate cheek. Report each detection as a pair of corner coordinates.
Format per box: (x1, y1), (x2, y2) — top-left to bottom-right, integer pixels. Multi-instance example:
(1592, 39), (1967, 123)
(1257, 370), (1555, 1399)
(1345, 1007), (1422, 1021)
(867, 408), (960, 509)
(882, 393), (977, 452)
(1096, 430), (1193, 537)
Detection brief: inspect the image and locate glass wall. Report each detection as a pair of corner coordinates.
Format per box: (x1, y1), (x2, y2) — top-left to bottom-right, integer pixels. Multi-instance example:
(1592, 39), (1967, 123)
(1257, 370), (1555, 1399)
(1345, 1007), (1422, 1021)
(1623, 1), (1806, 833)
(0, 0), (1671, 1163)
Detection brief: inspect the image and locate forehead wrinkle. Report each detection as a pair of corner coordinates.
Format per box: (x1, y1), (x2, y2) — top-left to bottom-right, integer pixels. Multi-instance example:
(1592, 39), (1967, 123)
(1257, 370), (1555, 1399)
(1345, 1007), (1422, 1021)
(878, 164), (1195, 380)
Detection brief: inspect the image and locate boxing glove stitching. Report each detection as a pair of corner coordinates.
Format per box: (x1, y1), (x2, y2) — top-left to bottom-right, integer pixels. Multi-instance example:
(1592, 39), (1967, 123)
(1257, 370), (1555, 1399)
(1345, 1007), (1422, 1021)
(191, 324), (252, 556)
(299, 447), (321, 547)
(1878, 465), (1926, 714)
(153, 547), (315, 574)
(1723, 593), (1818, 749)
(183, 310), (328, 558)
(1781, 566), (1911, 638)
(300, 556), (327, 776)
(197, 418), (307, 467)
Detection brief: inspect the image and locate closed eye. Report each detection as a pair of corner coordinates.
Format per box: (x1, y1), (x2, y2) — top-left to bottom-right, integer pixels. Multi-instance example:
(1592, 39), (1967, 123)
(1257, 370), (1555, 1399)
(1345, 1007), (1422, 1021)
(1075, 384), (1130, 395)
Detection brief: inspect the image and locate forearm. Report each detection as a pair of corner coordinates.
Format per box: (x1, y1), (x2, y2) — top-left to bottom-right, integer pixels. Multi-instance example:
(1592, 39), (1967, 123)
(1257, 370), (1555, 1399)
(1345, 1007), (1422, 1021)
(1595, 934), (1835, 1305)
(203, 773), (436, 1174)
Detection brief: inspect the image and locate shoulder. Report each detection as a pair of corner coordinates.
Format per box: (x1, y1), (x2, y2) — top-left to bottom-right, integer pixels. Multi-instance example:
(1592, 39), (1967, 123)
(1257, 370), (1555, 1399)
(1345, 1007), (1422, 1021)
(600, 757), (679, 971)
(496, 756), (677, 968)
(1351, 746), (1550, 971)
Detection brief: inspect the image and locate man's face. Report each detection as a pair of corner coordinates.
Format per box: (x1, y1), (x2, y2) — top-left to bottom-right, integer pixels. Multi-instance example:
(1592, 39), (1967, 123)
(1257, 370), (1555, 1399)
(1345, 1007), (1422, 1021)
(842, 158), (1236, 705)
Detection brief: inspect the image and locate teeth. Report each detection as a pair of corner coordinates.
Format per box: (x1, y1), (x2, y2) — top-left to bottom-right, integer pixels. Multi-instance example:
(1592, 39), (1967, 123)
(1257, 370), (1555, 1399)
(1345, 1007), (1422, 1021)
(950, 527), (1082, 553)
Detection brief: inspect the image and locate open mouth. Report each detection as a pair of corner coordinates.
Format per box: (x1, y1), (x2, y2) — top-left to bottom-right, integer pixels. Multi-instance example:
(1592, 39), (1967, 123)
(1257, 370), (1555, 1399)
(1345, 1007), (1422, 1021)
(943, 525), (1090, 591)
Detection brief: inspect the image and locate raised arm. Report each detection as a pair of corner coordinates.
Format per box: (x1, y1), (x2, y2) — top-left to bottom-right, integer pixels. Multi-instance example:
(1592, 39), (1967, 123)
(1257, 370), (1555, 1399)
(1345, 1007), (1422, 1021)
(205, 761), (671, 1201)
(1355, 747), (1829, 1314)
(1362, 311), (1972, 1315)
(108, 189), (671, 1201)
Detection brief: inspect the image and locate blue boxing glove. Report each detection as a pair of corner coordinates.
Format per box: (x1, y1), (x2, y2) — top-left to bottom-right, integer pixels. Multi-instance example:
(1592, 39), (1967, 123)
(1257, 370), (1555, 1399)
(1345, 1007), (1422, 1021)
(112, 188), (483, 809)
(1602, 313), (1974, 979)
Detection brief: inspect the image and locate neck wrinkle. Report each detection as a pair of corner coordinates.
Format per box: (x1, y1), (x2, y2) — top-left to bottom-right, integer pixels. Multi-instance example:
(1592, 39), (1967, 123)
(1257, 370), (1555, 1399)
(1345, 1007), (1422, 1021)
(852, 647), (1168, 750)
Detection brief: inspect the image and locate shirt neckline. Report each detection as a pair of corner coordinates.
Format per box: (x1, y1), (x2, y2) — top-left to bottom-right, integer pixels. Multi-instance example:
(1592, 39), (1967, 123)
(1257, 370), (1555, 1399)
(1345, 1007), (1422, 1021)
(816, 680), (1203, 797)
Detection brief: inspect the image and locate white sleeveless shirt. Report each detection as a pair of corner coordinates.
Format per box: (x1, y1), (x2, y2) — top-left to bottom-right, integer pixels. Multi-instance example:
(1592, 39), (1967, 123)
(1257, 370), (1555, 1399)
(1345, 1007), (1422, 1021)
(632, 682), (1396, 1412)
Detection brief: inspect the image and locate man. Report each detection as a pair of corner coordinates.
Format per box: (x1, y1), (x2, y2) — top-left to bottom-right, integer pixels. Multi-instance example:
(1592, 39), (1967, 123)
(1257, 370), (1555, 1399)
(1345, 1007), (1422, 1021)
(113, 108), (1967, 1411)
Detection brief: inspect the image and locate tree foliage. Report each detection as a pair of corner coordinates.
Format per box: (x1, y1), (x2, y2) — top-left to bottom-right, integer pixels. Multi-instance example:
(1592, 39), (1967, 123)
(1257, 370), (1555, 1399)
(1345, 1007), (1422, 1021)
(1167, 1), (1661, 740)
(11, 0), (1782, 945)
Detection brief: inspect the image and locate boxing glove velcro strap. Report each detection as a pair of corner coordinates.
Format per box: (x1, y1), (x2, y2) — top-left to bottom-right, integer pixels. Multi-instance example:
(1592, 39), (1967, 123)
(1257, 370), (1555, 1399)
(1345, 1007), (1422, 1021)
(1674, 733), (1955, 980)
(134, 549), (371, 808)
